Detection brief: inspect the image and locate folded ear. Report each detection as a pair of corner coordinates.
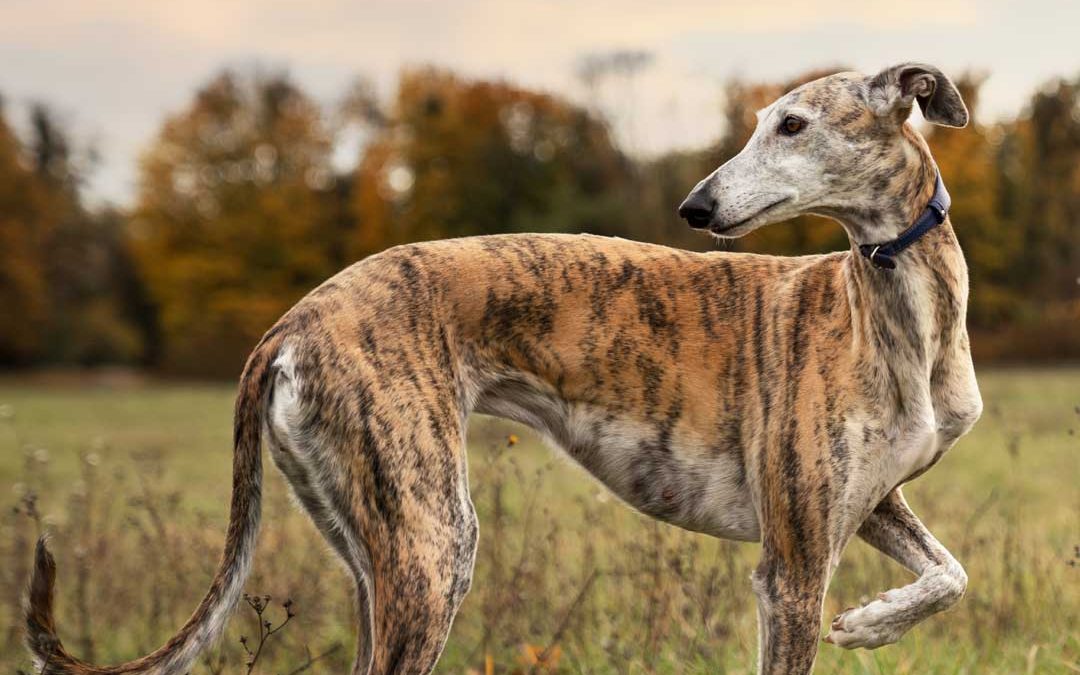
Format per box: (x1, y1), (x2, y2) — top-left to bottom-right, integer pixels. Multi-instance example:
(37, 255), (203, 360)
(867, 63), (968, 128)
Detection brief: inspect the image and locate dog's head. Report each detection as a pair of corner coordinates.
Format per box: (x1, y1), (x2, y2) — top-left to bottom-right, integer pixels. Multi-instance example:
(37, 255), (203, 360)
(678, 63), (967, 241)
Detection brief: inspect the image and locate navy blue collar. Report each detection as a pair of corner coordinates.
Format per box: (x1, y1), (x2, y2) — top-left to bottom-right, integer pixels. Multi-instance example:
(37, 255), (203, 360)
(858, 171), (950, 270)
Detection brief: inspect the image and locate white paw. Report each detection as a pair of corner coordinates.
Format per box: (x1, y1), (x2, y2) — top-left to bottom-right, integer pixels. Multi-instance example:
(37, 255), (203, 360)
(823, 596), (909, 650)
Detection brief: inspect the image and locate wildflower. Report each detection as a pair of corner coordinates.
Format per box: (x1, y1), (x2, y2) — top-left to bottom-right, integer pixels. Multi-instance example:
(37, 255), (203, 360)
(520, 643), (562, 671)
(507, 434), (519, 447)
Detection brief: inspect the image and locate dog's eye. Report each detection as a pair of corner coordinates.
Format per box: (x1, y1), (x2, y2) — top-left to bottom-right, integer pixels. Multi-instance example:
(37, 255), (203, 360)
(779, 115), (805, 136)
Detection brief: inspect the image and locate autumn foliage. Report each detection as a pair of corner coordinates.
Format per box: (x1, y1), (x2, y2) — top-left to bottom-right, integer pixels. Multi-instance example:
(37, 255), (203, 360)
(0, 67), (1077, 375)
(130, 73), (342, 375)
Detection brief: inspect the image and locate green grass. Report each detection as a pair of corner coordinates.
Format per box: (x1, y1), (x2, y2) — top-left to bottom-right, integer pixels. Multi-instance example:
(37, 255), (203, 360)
(0, 368), (1077, 674)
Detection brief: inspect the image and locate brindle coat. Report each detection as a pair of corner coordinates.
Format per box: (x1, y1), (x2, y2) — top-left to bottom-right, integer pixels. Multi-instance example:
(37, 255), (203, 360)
(26, 63), (982, 675)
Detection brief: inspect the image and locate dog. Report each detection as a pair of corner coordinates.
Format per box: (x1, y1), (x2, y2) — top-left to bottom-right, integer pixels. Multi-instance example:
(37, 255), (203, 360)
(26, 62), (982, 675)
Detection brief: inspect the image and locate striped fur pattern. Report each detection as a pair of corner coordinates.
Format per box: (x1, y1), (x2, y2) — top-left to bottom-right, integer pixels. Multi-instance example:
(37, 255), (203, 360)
(25, 63), (982, 675)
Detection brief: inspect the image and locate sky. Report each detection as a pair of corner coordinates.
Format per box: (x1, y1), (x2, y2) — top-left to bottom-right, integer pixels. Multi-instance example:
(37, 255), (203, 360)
(0, 0), (1076, 206)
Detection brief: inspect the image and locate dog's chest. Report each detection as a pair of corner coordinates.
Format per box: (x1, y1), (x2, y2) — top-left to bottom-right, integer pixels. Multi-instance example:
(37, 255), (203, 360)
(560, 405), (760, 540)
(854, 384), (980, 499)
(891, 422), (947, 484)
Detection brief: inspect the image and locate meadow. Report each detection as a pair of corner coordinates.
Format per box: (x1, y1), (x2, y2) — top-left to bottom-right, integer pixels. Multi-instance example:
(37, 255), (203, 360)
(0, 368), (1077, 674)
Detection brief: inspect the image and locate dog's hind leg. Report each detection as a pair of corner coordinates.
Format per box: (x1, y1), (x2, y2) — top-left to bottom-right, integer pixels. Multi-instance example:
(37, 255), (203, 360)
(367, 473), (478, 675)
(825, 488), (967, 649)
(266, 439), (379, 674)
(268, 351), (380, 674)
(269, 345), (479, 674)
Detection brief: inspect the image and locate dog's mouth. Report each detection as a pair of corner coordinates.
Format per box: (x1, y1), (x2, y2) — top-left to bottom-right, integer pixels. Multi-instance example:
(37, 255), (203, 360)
(710, 197), (791, 235)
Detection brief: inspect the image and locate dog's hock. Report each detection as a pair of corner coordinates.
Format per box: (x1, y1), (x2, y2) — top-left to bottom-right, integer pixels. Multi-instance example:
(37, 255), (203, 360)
(867, 62), (969, 128)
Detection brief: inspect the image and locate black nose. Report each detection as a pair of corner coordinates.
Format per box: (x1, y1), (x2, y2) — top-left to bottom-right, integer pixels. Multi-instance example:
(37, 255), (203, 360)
(678, 194), (715, 229)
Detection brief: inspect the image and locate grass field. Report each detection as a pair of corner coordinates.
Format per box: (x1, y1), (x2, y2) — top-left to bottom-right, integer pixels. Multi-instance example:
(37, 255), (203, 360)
(0, 368), (1077, 674)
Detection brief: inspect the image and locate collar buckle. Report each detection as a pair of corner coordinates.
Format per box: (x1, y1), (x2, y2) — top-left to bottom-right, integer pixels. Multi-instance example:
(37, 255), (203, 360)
(866, 245), (896, 270)
(859, 170), (951, 271)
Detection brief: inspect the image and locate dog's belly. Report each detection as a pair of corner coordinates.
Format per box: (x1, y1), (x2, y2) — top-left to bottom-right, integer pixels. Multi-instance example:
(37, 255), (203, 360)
(474, 377), (760, 541)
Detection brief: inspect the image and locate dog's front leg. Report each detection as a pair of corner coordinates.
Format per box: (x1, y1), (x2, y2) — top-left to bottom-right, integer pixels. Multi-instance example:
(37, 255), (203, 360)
(825, 488), (967, 649)
(751, 536), (831, 674)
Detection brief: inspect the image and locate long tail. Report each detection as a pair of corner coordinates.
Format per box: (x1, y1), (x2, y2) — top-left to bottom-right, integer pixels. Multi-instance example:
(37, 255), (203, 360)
(24, 330), (287, 675)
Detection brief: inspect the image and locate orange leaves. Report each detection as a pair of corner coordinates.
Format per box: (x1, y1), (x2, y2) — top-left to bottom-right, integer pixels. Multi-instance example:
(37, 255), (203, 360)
(133, 70), (341, 375)
(467, 643), (562, 675)
(519, 643), (563, 671)
(349, 67), (630, 253)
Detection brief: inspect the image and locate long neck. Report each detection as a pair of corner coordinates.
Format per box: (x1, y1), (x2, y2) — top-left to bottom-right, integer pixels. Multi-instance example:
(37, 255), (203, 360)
(834, 134), (970, 414)
(844, 219), (967, 369)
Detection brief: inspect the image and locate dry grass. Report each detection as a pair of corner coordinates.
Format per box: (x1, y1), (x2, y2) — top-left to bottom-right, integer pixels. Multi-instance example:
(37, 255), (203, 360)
(0, 368), (1077, 674)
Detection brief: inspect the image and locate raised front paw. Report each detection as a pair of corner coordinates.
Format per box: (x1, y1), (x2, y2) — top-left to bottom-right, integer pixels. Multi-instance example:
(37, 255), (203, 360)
(823, 596), (910, 650)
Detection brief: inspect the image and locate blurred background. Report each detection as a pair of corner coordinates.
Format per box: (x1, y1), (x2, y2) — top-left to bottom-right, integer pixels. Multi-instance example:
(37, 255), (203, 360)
(0, 2), (1077, 674)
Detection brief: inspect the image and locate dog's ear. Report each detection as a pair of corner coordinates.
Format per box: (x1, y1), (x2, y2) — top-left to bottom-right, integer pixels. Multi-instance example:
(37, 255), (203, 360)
(867, 63), (968, 128)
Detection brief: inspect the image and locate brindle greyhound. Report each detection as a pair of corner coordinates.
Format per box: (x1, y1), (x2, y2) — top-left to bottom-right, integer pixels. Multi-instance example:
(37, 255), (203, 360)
(26, 62), (982, 674)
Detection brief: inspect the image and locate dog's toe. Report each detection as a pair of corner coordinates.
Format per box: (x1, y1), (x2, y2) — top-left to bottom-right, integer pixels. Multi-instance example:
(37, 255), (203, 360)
(830, 605), (857, 631)
(824, 626), (861, 649)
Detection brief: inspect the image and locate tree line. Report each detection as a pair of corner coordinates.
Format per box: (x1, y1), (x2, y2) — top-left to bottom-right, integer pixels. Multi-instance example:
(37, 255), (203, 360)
(0, 67), (1076, 376)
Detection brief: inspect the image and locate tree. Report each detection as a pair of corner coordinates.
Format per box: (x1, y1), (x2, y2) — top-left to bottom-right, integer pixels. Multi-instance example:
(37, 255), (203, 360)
(1025, 76), (1080, 302)
(977, 75), (1080, 360)
(349, 68), (633, 259)
(132, 71), (342, 375)
(28, 104), (146, 365)
(0, 98), (50, 364)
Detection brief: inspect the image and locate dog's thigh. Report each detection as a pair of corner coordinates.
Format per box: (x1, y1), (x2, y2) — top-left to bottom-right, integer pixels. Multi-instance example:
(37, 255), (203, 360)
(270, 334), (479, 674)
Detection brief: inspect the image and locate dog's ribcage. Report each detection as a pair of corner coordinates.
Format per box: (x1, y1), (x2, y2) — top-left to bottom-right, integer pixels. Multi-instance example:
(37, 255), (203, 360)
(473, 371), (761, 541)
